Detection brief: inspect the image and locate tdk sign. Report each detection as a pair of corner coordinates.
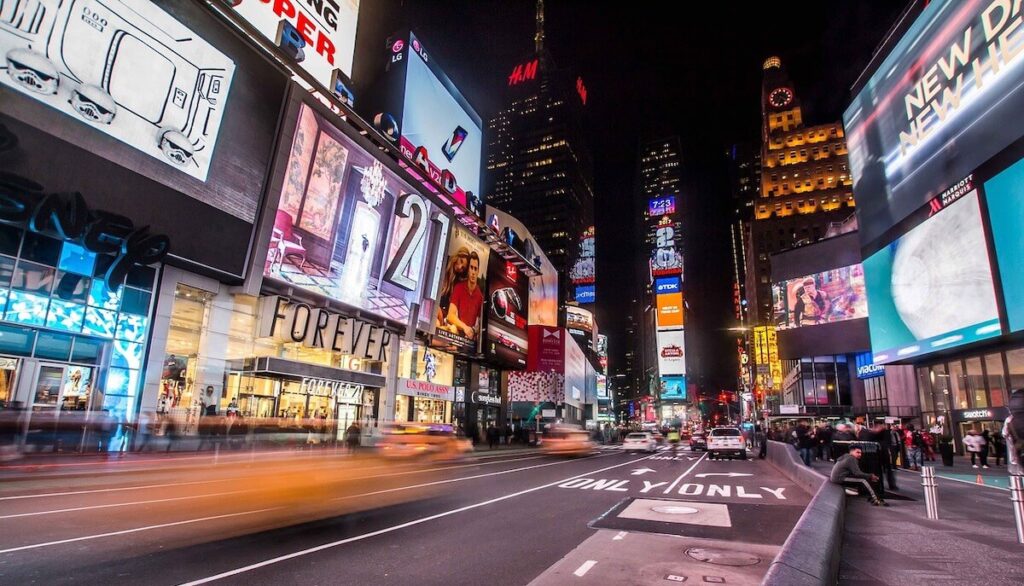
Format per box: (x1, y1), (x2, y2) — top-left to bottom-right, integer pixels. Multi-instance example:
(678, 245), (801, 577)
(655, 277), (680, 294)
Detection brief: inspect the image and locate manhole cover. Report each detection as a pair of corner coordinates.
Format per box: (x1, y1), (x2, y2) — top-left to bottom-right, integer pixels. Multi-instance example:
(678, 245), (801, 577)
(652, 505), (701, 515)
(685, 547), (761, 567)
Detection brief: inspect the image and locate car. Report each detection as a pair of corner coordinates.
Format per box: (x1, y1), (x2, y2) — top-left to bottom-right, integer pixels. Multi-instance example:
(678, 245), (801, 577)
(623, 432), (657, 453)
(707, 427), (747, 460)
(540, 426), (596, 457)
(377, 423), (472, 461)
(690, 432), (707, 451)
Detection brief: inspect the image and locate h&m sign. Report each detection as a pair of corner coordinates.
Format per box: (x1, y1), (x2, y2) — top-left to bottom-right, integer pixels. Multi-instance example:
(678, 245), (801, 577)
(257, 296), (391, 362)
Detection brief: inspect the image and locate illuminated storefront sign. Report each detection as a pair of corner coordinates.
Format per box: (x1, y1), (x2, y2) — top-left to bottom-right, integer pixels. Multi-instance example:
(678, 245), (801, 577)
(752, 326), (782, 390)
(397, 377), (455, 402)
(257, 296), (392, 362)
(508, 59), (539, 86)
(854, 353), (885, 380)
(299, 378), (364, 402)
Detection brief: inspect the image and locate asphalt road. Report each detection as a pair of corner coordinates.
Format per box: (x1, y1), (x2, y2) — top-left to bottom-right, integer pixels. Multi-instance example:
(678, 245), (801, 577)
(0, 445), (811, 585)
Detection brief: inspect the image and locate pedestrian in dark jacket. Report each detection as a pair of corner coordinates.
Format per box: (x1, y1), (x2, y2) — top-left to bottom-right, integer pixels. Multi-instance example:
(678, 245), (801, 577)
(487, 425), (499, 449)
(831, 446), (887, 506)
(796, 424), (816, 466)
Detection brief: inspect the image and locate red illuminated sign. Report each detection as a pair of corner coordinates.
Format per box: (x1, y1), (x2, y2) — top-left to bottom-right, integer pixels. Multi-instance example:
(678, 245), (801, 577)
(508, 59), (539, 86)
(505, 261), (518, 283)
(576, 77), (587, 105)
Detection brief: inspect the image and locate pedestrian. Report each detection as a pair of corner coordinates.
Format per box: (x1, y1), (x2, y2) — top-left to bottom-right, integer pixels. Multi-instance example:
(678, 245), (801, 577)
(992, 429), (1006, 466)
(830, 446), (888, 506)
(1003, 389), (1024, 476)
(487, 424), (498, 449)
(887, 424), (902, 469)
(135, 409), (155, 452)
(871, 422), (897, 491)
(922, 430), (936, 462)
(980, 429), (992, 468)
(96, 409), (115, 454)
(816, 424), (833, 462)
(904, 424), (923, 471)
(345, 421), (360, 453)
(964, 429), (985, 468)
(796, 424), (816, 466)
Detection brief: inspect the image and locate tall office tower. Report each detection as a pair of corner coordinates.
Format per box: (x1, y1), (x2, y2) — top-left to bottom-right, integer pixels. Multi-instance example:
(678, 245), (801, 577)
(485, 1), (596, 311)
(726, 142), (761, 328)
(746, 57), (856, 324)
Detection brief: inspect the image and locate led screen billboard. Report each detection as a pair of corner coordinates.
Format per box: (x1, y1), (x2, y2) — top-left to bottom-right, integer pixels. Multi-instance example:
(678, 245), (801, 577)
(984, 155), (1024, 332)
(650, 216), (683, 278)
(0, 0), (234, 183)
(433, 225), (491, 352)
(772, 264), (868, 329)
(570, 226), (596, 303)
(486, 258), (529, 368)
(398, 33), (483, 215)
(844, 0), (1024, 246)
(264, 102), (443, 325)
(863, 190), (1001, 364)
(649, 196), (676, 216)
(564, 332), (587, 407)
(656, 293), (684, 328)
(657, 328), (686, 376)
(660, 376), (687, 401)
(655, 277), (681, 295)
(484, 206), (558, 327)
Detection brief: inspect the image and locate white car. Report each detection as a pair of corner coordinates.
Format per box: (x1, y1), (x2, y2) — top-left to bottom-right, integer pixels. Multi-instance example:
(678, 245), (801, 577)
(707, 427), (747, 460)
(623, 432), (657, 453)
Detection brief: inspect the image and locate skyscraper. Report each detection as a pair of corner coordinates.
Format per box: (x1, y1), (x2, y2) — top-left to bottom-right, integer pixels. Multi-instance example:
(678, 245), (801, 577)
(747, 57), (856, 325)
(484, 1), (595, 312)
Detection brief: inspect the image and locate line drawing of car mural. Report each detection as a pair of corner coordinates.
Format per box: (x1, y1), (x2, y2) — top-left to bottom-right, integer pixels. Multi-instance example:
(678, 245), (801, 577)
(0, 0), (235, 181)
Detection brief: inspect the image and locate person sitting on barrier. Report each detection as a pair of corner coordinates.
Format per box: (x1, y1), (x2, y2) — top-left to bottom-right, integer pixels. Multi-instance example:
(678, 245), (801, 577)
(830, 446), (888, 506)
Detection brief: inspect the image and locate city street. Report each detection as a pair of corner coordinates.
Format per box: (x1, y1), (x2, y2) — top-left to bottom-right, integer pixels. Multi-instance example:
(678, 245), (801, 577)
(0, 446), (809, 585)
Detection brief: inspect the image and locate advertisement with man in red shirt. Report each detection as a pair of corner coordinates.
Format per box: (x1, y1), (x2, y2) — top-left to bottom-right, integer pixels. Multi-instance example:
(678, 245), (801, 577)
(433, 225), (490, 352)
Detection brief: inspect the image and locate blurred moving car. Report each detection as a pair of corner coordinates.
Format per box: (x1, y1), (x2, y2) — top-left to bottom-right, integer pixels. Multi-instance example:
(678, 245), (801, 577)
(541, 425), (596, 457)
(623, 432), (657, 453)
(377, 423), (472, 461)
(707, 427), (747, 460)
(690, 431), (707, 452)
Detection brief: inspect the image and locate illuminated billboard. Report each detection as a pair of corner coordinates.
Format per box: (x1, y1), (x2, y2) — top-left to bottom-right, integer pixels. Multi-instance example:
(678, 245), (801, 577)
(264, 102), (444, 326)
(486, 259), (529, 368)
(657, 328), (686, 376)
(660, 376), (687, 401)
(844, 0), (1024, 245)
(228, 0), (360, 89)
(566, 306), (595, 338)
(649, 196), (676, 216)
(655, 277), (681, 295)
(863, 189), (1000, 364)
(395, 33), (483, 215)
(656, 293), (684, 328)
(650, 216), (683, 277)
(596, 374), (608, 399)
(484, 206), (558, 327)
(753, 326), (782, 390)
(0, 0), (234, 183)
(985, 155), (1024, 332)
(570, 226), (596, 303)
(772, 264), (868, 329)
(433, 226), (491, 352)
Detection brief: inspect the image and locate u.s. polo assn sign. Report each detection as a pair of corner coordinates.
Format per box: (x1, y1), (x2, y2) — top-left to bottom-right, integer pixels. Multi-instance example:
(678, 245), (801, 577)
(257, 296), (391, 362)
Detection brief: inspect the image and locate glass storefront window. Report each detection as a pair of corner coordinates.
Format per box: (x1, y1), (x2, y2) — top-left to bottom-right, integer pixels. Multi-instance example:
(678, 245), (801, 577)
(930, 364), (950, 413)
(397, 341), (454, 385)
(1007, 348), (1024, 392)
(985, 353), (1007, 408)
(395, 394), (411, 422)
(949, 359), (968, 410)
(415, 398), (451, 423)
(965, 357), (986, 408)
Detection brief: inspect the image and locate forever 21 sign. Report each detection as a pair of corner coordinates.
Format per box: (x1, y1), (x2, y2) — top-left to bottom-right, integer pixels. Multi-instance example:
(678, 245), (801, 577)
(257, 296), (391, 362)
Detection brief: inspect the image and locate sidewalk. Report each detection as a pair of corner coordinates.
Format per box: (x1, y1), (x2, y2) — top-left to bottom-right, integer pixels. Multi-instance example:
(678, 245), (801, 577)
(839, 465), (1024, 584)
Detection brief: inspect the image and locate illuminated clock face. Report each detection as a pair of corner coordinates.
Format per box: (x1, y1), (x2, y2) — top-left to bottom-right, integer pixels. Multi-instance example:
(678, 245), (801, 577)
(769, 87), (793, 108)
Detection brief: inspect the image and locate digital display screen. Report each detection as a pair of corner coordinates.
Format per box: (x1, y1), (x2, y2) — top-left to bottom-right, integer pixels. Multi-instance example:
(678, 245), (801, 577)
(863, 190), (1001, 364)
(657, 328), (686, 376)
(844, 0), (1024, 246)
(772, 264), (868, 329)
(574, 285), (596, 304)
(485, 206), (558, 327)
(264, 103), (440, 325)
(564, 333), (587, 408)
(570, 226), (596, 303)
(486, 258), (529, 368)
(566, 306), (595, 335)
(983, 155), (1024, 332)
(433, 226), (491, 352)
(400, 34), (483, 213)
(655, 277), (681, 295)
(656, 293), (684, 328)
(660, 375), (687, 401)
(649, 196), (676, 216)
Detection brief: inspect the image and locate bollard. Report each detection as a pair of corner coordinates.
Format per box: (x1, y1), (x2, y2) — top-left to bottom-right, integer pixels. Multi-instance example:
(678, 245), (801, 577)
(921, 466), (939, 520)
(1011, 475), (1024, 544)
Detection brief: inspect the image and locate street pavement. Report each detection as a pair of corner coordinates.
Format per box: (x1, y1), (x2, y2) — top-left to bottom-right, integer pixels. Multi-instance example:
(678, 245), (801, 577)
(0, 444), (813, 585)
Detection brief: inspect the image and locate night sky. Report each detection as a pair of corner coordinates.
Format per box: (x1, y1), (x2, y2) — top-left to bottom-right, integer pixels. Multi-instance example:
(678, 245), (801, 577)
(355, 1), (908, 393)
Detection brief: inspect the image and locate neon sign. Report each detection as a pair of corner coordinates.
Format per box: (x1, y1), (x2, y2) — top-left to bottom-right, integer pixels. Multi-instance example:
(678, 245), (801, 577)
(508, 59), (539, 86)
(576, 77), (588, 104)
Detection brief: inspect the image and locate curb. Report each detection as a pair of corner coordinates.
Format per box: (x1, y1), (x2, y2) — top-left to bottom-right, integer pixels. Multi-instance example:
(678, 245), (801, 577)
(761, 440), (844, 586)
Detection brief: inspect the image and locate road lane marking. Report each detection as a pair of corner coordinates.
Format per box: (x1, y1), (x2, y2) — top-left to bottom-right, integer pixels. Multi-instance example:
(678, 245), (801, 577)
(177, 455), (654, 585)
(0, 479), (228, 501)
(663, 452), (708, 494)
(332, 454), (609, 502)
(0, 490), (248, 519)
(573, 560), (598, 577)
(0, 509), (280, 555)
(695, 472), (752, 478)
(612, 531), (627, 541)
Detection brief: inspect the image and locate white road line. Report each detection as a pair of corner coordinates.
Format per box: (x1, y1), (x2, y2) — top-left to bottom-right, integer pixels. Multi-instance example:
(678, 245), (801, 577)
(895, 468), (1010, 492)
(612, 531), (627, 541)
(0, 490), (248, 519)
(0, 509), (279, 555)
(663, 452), (708, 494)
(0, 479), (228, 501)
(177, 455), (653, 585)
(332, 455), (604, 501)
(573, 560), (598, 577)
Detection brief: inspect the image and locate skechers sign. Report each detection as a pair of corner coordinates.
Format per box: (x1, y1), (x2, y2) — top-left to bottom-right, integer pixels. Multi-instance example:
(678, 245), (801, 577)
(227, 0), (360, 96)
(257, 296), (392, 362)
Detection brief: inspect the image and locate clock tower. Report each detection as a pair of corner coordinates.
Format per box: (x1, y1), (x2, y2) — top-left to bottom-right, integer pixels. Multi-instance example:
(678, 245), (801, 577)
(761, 56), (801, 144)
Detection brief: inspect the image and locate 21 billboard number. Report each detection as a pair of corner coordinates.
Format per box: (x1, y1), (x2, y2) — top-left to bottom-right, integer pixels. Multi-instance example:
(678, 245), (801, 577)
(384, 193), (451, 298)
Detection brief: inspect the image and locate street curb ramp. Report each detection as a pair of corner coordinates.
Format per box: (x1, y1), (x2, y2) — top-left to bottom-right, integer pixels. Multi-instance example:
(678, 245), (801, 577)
(761, 440), (844, 586)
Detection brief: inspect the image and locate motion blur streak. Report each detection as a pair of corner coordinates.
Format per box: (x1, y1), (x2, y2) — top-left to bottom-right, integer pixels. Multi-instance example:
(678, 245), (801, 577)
(178, 455), (653, 585)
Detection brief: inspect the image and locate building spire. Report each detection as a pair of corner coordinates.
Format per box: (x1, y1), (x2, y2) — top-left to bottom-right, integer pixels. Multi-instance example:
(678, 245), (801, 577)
(535, 0), (545, 54)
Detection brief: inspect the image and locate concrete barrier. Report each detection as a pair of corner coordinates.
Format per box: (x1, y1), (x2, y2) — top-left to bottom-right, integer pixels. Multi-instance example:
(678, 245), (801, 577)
(761, 440), (845, 586)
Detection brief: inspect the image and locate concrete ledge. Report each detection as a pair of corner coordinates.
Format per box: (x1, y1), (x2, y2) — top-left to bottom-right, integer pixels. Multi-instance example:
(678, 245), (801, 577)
(762, 440), (845, 586)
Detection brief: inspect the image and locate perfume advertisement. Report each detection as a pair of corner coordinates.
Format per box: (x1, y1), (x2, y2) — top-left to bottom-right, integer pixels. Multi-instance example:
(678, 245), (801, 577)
(264, 101), (439, 324)
(432, 225), (491, 353)
(486, 256), (529, 368)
